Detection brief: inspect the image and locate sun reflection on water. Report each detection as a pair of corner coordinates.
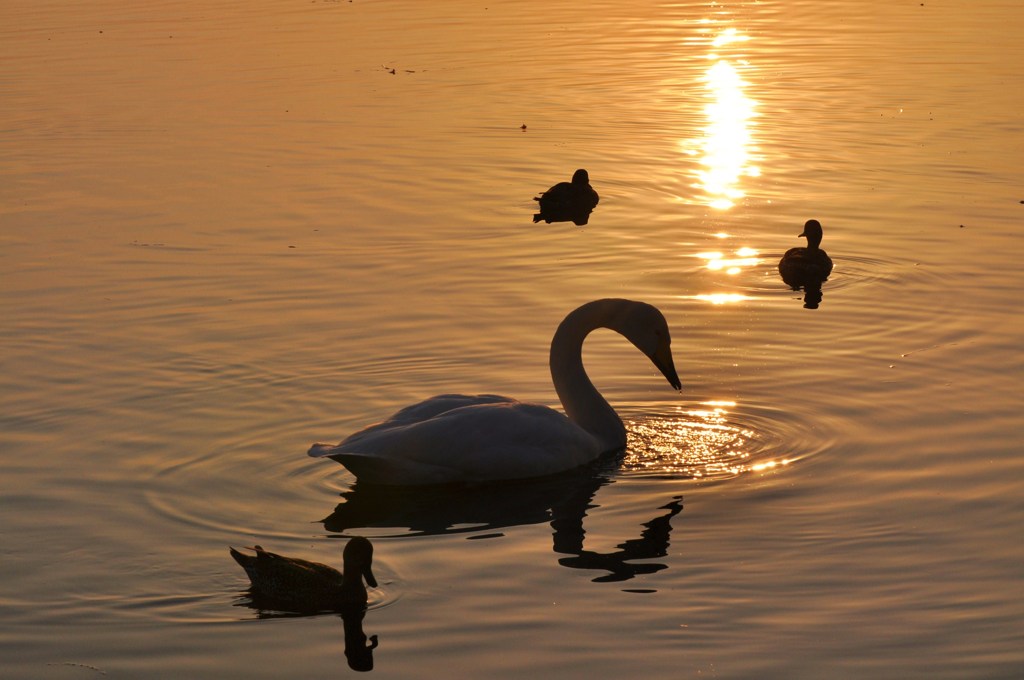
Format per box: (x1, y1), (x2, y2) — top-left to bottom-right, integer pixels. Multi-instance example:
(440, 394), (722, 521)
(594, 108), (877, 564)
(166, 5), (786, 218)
(692, 292), (748, 305)
(696, 248), (761, 275)
(690, 246), (761, 304)
(625, 401), (791, 480)
(684, 26), (759, 210)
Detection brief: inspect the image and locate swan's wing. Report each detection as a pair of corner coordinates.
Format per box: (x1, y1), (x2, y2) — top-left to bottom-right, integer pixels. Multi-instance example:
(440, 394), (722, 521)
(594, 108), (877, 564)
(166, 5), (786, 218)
(385, 394), (516, 425)
(310, 401), (602, 484)
(310, 394), (518, 453)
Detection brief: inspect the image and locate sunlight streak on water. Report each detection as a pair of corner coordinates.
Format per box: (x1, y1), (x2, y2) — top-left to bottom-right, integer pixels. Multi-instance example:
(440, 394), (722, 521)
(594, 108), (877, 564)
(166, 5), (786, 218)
(692, 292), (748, 305)
(683, 26), (759, 210)
(691, 246), (761, 304)
(697, 248), (761, 275)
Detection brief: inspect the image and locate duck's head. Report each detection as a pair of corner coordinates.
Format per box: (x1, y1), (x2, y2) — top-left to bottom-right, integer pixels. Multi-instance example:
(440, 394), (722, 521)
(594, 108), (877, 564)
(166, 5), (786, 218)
(571, 168), (590, 185)
(799, 219), (824, 249)
(343, 536), (377, 588)
(605, 300), (682, 392)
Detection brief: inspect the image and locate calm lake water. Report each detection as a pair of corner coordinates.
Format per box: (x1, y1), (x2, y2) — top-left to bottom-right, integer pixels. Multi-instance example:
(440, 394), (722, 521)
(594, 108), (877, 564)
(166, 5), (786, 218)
(2, 0), (1022, 677)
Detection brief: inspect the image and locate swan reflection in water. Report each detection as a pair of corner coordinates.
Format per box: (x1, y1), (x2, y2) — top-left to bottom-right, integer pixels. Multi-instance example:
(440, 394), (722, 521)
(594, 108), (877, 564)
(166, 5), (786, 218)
(321, 458), (683, 584)
(778, 219), (833, 309)
(551, 490), (683, 583)
(532, 168), (600, 226)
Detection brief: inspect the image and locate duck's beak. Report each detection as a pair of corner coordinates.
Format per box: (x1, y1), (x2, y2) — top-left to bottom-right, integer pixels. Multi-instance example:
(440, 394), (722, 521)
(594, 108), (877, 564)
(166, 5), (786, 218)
(798, 229), (806, 237)
(363, 563), (377, 589)
(651, 344), (682, 391)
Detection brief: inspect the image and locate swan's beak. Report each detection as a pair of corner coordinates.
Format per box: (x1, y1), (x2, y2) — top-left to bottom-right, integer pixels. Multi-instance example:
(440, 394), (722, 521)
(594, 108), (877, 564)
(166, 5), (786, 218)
(651, 345), (682, 391)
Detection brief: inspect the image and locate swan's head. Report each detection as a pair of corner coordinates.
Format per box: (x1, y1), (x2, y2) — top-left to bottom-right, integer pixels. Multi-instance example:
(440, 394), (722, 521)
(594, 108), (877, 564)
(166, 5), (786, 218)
(571, 168), (590, 185)
(608, 301), (682, 391)
(343, 536), (377, 588)
(799, 219), (824, 248)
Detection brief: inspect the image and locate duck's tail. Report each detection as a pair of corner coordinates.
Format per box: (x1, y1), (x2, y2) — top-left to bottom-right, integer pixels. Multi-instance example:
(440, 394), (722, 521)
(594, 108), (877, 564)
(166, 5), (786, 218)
(229, 546), (254, 569)
(229, 546), (268, 581)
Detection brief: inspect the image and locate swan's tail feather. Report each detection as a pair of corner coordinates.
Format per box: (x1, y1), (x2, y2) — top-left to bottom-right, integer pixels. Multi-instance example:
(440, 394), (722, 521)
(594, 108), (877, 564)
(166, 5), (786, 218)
(308, 442), (339, 458)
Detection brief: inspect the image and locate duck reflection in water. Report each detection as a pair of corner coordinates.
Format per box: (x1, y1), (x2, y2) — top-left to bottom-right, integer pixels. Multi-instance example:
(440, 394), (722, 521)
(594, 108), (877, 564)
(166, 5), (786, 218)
(778, 219), (833, 309)
(230, 537), (380, 671)
(341, 606), (379, 672)
(533, 168), (600, 226)
(322, 459), (683, 584)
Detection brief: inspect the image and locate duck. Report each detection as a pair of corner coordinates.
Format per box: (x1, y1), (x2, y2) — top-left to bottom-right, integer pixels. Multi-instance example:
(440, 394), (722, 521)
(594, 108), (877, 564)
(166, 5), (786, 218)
(778, 219), (833, 288)
(309, 299), (681, 485)
(229, 536), (377, 611)
(533, 169), (600, 225)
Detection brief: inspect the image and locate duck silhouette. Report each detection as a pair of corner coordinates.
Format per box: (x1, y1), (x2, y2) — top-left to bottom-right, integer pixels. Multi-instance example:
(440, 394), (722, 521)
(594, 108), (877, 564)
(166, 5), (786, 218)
(778, 219), (833, 288)
(533, 168), (600, 225)
(229, 536), (376, 612)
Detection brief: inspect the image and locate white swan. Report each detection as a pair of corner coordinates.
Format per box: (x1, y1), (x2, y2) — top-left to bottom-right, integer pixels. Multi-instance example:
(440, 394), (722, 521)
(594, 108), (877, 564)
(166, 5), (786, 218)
(308, 299), (681, 485)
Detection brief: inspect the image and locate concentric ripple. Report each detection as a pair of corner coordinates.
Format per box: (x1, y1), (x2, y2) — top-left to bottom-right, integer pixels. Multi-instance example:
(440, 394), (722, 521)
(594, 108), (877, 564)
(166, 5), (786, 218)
(734, 253), (909, 297)
(623, 399), (836, 482)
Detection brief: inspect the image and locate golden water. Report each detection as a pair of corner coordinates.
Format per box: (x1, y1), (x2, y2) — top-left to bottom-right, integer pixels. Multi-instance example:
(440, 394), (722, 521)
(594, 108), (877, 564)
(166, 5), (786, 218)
(1, 1), (1022, 677)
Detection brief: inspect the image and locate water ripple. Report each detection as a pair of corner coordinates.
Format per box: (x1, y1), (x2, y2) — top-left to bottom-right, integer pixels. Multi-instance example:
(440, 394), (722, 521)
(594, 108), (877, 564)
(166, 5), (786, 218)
(623, 399), (837, 482)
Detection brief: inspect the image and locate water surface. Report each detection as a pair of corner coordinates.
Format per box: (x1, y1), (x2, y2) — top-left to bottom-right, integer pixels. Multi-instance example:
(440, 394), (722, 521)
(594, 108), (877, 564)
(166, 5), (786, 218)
(1, 1), (1022, 677)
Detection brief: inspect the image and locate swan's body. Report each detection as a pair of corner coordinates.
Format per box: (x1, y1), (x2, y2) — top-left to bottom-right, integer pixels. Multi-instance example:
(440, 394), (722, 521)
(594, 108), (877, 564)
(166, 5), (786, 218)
(533, 168), (600, 225)
(229, 536), (376, 611)
(779, 219), (833, 288)
(309, 299), (681, 485)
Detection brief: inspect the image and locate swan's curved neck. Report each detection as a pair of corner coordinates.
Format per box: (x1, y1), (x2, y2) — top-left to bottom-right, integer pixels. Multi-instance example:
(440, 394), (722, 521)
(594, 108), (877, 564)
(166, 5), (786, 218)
(549, 301), (626, 451)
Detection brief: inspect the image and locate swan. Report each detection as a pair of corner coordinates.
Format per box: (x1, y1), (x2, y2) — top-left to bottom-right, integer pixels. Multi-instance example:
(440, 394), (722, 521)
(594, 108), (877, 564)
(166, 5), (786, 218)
(778, 219), (833, 288)
(309, 299), (681, 485)
(229, 536), (376, 611)
(533, 168), (600, 224)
